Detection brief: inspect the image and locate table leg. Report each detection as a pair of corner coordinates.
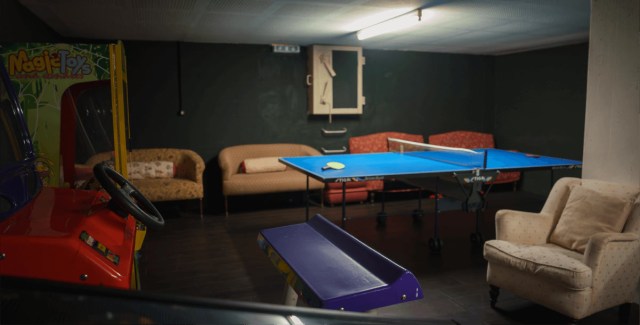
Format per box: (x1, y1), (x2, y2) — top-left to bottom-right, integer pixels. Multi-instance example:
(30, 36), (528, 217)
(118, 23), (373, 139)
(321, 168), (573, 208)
(434, 177), (439, 238)
(305, 176), (310, 221)
(341, 182), (346, 227)
(430, 177), (443, 253)
(377, 190), (387, 226)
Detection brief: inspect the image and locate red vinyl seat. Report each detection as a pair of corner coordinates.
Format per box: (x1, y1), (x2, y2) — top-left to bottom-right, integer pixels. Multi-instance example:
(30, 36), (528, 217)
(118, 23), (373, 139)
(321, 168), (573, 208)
(323, 132), (425, 207)
(428, 130), (521, 189)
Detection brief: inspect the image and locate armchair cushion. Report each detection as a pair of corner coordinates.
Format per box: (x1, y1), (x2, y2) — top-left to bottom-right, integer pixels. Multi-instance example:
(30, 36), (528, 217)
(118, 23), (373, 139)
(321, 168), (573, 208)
(348, 131), (424, 194)
(428, 130), (520, 185)
(550, 185), (634, 253)
(484, 240), (592, 289)
(349, 132), (424, 153)
(428, 130), (494, 149)
(326, 131), (425, 206)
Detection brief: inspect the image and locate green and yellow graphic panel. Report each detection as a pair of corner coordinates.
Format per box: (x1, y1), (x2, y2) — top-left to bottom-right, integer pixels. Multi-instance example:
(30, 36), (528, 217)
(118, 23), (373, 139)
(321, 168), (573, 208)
(0, 43), (110, 186)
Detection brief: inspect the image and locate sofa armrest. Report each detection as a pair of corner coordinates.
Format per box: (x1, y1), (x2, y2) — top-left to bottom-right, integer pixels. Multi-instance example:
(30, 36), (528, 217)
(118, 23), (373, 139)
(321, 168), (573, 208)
(495, 209), (555, 245)
(218, 147), (240, 181)
(176, 149), (205, 184)
(299, 144), (322, 156)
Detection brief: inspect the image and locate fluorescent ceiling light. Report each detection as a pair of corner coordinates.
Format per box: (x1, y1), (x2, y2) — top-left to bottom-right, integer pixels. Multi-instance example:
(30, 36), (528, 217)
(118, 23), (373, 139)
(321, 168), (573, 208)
(357, 9), (422, 40)
(343, 8), (410, 31)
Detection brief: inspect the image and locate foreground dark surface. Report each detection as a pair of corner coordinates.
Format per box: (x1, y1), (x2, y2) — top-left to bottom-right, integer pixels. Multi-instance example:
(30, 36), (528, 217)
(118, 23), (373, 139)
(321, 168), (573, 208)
(139, 191), (638, 324)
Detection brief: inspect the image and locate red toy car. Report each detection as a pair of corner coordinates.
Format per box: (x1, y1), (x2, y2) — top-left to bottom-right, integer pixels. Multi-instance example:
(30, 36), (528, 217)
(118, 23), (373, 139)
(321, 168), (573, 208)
(0, 58), (163, 290)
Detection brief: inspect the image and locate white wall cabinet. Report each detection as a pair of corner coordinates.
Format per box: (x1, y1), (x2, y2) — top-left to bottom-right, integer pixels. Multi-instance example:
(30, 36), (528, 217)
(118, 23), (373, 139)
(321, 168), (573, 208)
(307, 45), (364, 116)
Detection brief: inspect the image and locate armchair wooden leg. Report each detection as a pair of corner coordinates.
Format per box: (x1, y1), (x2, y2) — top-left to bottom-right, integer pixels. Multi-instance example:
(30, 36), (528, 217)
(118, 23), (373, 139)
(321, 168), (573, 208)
(224, 196), (229, 218)
(199, 198), (203, 220)
(619, 303), (631, 323)
(489, 285), (500, 308)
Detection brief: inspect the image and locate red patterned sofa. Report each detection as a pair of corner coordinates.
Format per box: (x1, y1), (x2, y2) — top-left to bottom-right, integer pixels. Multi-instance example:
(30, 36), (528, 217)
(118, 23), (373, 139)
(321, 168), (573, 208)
(324, 132), (425, 206)
(427, 130), (521, 189)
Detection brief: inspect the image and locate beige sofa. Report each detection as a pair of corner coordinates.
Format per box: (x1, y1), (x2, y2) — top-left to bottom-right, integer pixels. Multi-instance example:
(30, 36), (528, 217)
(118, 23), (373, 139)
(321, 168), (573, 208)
(218, 143), (325, 216)
(86, 148), (205, 217)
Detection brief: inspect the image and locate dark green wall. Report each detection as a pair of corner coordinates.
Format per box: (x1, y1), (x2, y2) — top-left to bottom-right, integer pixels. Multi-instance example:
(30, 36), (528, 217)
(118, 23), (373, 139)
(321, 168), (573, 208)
(125, 42), (495, 152)
(124, 41), (496, 213)
(494, 44), (587, 194)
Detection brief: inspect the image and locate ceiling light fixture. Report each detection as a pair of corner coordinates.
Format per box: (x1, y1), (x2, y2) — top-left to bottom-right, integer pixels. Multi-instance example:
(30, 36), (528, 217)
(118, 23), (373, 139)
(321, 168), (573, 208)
(356, 9), (422, 41)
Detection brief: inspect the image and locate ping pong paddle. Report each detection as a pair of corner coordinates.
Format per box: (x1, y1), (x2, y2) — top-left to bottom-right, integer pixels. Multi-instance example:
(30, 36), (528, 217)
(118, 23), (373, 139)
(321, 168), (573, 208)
(322, 162), (345, 170)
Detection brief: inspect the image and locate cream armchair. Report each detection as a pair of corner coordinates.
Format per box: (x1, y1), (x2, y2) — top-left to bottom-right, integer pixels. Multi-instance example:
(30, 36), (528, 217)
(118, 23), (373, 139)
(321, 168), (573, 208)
(483, 177), (640, 322)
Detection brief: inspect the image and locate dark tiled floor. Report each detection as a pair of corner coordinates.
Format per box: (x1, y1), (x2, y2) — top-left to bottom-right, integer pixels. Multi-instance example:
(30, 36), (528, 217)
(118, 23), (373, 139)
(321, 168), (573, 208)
(139, 191), (638, 324)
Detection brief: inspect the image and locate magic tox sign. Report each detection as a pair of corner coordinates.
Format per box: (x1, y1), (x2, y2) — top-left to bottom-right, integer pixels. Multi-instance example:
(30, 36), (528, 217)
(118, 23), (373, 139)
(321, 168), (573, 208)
(6, 48), (100, 79)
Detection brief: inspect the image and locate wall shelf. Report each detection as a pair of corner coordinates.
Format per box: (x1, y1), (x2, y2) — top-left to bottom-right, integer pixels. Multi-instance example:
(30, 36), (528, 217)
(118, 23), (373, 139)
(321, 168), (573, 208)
(321, 128), (348, 135)
(321, 146), (347, 154)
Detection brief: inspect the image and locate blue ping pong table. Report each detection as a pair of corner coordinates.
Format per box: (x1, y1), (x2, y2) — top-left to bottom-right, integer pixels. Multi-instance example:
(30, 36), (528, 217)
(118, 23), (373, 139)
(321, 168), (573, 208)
(280, 146), (581, 252)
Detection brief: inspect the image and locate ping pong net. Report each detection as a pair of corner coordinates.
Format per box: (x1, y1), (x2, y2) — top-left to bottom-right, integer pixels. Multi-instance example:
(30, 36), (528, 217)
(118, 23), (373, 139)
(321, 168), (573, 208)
(388, 137), (487, 169)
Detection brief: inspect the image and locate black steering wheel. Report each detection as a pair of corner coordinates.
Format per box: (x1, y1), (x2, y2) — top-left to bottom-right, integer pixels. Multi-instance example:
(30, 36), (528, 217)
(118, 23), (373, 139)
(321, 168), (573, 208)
(93, 162), (164, 229)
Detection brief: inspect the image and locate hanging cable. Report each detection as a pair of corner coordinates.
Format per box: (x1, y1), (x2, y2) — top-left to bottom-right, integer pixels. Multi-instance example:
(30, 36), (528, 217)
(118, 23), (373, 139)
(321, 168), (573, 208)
(177, 42), (185, 116)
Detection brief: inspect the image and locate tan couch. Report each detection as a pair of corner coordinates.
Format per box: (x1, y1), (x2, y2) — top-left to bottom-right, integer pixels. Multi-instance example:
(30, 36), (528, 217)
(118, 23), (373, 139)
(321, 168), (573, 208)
(86, 148), (205, 217)
(218, 143), (325, 216)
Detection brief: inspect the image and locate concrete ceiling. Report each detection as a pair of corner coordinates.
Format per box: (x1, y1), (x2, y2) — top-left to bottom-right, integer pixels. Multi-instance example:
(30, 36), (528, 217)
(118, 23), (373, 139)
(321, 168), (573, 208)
(19, 0), (590, 55)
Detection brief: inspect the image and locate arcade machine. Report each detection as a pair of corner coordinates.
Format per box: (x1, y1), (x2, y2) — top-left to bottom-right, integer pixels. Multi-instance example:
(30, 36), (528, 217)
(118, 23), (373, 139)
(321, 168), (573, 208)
(0, 54), (162, 290)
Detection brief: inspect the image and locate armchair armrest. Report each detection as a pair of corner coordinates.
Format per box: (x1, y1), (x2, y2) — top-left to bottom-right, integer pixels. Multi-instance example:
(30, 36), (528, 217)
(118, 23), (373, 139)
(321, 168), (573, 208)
(584, 232), (640, 299)
(177, 150), (205, 184)
(495, 209), (554, 244)
(584, 232), (640, 269)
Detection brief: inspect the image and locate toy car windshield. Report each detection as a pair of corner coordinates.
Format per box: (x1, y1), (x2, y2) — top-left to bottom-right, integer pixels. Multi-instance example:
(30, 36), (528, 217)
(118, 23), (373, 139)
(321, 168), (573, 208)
(0, 58), (41, 221)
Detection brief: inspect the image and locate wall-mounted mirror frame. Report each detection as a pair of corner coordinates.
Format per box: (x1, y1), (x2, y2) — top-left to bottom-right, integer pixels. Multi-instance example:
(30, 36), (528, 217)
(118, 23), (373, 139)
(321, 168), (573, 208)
(307, 45), (364, 116)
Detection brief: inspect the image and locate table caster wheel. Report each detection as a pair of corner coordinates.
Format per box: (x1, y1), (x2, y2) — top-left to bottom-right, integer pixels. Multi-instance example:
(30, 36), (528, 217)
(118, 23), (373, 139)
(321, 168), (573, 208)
(376, 212), (387, 227)
(411, 210), (423, 225)
(429, 237), (443, 252)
